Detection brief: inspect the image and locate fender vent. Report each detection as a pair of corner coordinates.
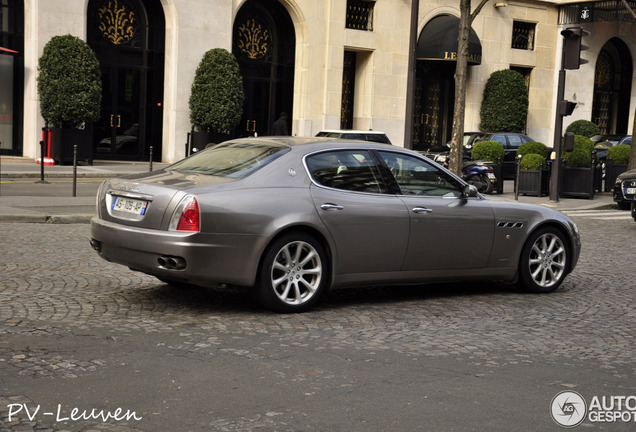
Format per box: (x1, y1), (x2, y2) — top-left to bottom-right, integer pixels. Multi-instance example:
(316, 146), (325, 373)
(497, 221), (524, 229)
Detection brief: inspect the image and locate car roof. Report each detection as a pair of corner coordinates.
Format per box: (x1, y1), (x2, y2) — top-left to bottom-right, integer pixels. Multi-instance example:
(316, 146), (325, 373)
(219, 136), (404, 154)
(317, 129), (388, 135)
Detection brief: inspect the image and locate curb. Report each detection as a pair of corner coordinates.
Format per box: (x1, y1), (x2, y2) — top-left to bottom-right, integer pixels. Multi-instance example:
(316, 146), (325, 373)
(0, 214), (93, 224)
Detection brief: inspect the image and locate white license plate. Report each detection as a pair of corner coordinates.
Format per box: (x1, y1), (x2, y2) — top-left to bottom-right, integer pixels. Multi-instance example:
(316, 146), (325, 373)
(487, 173), (496, 180)
(626, 187), (636, 195)
(112, 196), (148, 215)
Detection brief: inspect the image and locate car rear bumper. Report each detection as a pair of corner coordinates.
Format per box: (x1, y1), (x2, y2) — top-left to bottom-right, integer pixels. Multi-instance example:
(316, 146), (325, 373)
(90, 217), (266, 287)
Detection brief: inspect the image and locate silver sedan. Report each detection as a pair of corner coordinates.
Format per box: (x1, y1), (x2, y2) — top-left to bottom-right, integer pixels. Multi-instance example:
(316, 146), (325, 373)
(90, 137), (581, 312)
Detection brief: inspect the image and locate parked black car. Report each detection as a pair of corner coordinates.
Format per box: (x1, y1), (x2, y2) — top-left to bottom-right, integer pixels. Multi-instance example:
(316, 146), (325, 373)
(613, 168), (636, 210)
(428, 132), (538, 180)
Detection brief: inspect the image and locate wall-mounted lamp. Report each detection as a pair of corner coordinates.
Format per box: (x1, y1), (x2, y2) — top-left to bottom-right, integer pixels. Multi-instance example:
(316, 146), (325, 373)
(494, 2), (507, 7)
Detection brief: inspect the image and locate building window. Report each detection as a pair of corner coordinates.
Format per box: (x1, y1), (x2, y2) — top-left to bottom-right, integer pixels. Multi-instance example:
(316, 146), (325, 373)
(346, 0), (375, 31)
(510, 66), (532, 90)
(512, 21), (535, 50)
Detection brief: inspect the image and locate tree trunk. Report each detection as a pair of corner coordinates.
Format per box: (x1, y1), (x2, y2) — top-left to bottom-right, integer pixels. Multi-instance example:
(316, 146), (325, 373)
(449, 0), (472, 176)
(631, 107), (636, 170)
(449, 0), (490, 176)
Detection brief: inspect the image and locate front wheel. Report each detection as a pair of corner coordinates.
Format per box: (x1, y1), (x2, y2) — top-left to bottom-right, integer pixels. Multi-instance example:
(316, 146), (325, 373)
(519, 227), (569, 293)
(257, 233), (329, 313)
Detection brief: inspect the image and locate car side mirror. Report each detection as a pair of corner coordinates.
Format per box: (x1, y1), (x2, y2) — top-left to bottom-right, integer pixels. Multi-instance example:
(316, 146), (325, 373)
(462, 184), (479, 198)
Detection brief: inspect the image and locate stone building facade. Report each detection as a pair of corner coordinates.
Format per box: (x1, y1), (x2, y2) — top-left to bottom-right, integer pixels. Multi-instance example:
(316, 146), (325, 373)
(0, 0), (634, 163)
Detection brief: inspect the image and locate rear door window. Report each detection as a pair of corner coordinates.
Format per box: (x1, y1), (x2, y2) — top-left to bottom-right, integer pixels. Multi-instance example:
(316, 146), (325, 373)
(306, 150), (387, 193)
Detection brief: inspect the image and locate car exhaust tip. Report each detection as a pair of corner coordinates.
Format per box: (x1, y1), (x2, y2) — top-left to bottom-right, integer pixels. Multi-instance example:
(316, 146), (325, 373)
(90, 239), (102, 253)
(158, 255), (186, 270)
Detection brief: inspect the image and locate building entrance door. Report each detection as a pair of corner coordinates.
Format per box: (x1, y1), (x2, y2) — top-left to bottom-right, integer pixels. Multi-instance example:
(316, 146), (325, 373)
(233, 0), (295, 137)
(412, 61), (454, 151)
(87, 0), (164, 161)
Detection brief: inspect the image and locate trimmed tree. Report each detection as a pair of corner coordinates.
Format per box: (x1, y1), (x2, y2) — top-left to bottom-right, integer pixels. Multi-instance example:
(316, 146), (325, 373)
(37, 34), (101, 128)
(189, 48), (244, 136)
(479, 69), (529, 133)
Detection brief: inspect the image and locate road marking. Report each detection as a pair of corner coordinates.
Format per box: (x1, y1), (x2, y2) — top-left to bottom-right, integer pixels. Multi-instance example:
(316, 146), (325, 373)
(562, 209), (633, 220)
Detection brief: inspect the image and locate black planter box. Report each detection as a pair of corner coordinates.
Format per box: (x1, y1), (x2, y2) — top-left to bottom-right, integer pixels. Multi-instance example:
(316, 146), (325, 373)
(50, 127), (93, 165)
(518, 168), (550, 196)
(189, 130), (233, 155)
(605, 160), (629, 192)
(560, 163), (595, 199)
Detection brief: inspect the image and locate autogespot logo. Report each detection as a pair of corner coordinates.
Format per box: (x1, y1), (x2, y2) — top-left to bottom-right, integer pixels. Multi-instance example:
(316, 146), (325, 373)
(551, 391), (587, 428)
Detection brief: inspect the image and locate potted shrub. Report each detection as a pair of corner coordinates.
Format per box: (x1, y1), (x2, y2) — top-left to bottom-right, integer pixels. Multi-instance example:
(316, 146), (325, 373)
(37, 34), (101, 165)
(605, 144), (631, 191)
(565, 119), (600, 138)
(518, 153), (549, 196)
(517, 141), (550, 160)
(479, 69), (529, 133)
(471, 140), (505, 193)
(561, 135), (595, 199)
(189, 48), (244, 151)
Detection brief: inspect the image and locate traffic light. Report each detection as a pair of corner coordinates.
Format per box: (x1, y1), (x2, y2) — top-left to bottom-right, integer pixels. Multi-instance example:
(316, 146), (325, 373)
(562, 27), (590, 70)
(563, 132), (575, 152)
(559, 100), (577, 116)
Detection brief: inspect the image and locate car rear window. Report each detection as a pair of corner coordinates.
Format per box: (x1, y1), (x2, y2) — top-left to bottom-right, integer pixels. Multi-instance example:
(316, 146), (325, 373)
(168, 141), (289, 178)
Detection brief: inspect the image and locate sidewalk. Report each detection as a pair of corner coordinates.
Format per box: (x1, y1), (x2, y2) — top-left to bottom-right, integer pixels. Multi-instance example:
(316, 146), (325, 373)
(0, 156), (617, 224)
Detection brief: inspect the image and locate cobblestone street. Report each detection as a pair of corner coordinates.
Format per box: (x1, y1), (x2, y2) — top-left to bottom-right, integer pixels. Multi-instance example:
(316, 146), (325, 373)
(1, 216), (635, 431)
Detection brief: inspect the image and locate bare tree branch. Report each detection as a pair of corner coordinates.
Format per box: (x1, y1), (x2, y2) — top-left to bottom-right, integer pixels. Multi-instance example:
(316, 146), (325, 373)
(470, 0), (491, 24)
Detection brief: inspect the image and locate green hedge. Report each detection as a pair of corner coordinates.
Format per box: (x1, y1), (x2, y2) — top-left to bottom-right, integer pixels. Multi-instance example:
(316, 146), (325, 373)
(517, 141), (549, 159)
(479, 69), (529, 133)
(520, 153), (547, 170)
(565, 120), (600, 138)
(471, 140), (505, 162)
(607, 144), (631, 165)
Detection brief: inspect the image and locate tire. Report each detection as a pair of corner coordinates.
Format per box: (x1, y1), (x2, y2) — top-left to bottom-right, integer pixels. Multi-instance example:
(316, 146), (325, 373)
(257, 233), (329, 313)
(481, 173), (494, 194)
(519, 227), (569, 293)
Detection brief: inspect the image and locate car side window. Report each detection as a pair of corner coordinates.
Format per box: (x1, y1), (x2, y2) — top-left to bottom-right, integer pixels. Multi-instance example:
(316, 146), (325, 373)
(306, 150), (387, 193)
(377, 151), (462, 197)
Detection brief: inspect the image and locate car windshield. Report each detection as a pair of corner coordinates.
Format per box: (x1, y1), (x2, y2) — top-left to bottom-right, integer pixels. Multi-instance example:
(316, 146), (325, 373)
(168, 141), (289, 178)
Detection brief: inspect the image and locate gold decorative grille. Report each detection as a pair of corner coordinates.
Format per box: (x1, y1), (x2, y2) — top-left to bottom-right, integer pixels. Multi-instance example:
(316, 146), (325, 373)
(237, 18), (270, 60)
(592, 53), (612, 134)
(346, 0), (375, 31)
(97, 0), (136, 45)
(512, 21), (535, 50)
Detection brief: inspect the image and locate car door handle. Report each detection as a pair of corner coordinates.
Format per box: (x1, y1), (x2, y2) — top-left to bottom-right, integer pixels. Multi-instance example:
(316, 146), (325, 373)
(412, 207), (433, 214)
(321, 203), (344, 211)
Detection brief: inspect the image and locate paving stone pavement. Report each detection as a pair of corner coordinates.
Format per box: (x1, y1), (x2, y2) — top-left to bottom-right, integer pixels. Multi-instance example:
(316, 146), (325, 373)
(1, 218), (635, 431)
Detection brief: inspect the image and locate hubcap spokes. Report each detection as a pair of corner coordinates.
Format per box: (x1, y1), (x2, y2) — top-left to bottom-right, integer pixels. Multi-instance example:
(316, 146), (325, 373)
(271, 241), (322, 305)
(528, 234), (566, 288)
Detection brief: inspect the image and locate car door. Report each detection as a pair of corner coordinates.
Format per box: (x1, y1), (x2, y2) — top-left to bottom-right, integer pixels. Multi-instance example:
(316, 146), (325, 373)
(376, 150), (495, 271)
(306, 149), (410, 275)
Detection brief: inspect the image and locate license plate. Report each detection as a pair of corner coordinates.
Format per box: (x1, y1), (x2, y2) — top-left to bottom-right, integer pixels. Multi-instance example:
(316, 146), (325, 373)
(112, 196), (148, 215)
(625, 187), (636, 195)
(487, 173), (496, 180)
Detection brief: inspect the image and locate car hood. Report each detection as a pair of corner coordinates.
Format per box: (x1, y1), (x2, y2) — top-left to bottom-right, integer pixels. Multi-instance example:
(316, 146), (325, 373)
(617, 168), (636, 181)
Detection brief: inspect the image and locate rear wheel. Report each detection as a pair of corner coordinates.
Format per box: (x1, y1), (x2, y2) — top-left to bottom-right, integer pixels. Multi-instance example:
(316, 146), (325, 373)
(257, 233), (329, 313)
(519, 227), (569, 293)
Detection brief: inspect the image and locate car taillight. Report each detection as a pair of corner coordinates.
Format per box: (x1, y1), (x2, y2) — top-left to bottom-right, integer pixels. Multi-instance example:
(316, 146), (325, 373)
(170, 196), (200, 232)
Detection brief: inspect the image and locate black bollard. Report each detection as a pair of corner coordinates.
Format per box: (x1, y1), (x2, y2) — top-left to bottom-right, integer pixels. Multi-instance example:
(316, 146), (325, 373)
(149, 146), (153, 172)
(73, 145), (77, 197)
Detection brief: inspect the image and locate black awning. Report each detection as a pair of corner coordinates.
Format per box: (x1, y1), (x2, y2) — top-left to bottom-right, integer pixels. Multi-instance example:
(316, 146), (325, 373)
(416, 15), (482, 65)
